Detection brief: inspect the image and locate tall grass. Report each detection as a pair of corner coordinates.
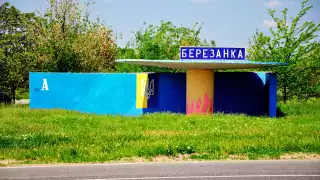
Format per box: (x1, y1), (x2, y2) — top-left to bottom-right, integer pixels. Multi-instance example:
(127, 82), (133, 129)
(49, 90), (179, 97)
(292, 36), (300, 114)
(0, 100), (319, 164)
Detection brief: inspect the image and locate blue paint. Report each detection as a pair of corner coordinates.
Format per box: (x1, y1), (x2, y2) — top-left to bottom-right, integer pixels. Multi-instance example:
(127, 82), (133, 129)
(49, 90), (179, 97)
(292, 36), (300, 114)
(143, 73), (186, 114)
(30, 72), (142, 116)
(256, 72), (267, 85)
(146, 73), (159, 109)
(214, 72), (269, 116)
(180, 47), (246, 60)
(267, 73), (277, 117)
(30, 71), (278, 117)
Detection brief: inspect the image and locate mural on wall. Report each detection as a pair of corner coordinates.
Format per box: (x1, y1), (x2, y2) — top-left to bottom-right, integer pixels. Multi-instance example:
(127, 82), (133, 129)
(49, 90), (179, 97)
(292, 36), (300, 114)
(136, 73), (155, 108)
(142, 73), (186, 114)
(30, 71), (277, 117)
(30, 73), (141, 116)
(186, 70), (214, 115)
(187, 93), (213, 114)
(141, 78), (154, 100)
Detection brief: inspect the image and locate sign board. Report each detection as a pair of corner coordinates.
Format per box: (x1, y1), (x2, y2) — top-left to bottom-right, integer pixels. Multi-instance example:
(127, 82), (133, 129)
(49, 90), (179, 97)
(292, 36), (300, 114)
(180, 47), (246, 60)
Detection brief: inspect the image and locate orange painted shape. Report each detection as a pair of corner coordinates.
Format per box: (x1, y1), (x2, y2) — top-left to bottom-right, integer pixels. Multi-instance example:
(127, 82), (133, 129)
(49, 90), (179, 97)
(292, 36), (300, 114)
(186, 70), (214, 115)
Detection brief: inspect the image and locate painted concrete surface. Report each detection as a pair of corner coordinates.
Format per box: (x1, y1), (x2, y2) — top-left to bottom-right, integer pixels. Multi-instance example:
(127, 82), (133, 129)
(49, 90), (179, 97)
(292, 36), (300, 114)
(186, 70), (214, 115)
(30, 72), (142, 116)
(29, 71), (277, 117)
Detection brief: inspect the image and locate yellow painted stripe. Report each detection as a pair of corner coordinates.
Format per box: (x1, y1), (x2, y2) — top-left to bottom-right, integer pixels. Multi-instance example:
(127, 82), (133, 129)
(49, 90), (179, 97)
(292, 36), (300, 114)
(136, 73), (148, 108)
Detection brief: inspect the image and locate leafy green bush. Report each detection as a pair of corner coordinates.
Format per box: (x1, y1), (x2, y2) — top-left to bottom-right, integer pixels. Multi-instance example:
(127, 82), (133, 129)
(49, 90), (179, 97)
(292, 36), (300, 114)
(116, 21), (215, 73)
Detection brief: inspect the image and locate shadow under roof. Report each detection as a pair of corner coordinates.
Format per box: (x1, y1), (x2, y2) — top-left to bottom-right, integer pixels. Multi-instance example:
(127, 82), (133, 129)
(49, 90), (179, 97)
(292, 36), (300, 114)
(116, 59), (287, 70)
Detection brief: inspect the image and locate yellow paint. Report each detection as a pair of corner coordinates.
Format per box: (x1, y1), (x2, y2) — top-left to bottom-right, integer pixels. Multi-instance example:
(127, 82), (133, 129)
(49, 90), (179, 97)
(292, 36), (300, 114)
(136, 73), (148, 108)
(186, 70), (214, 115)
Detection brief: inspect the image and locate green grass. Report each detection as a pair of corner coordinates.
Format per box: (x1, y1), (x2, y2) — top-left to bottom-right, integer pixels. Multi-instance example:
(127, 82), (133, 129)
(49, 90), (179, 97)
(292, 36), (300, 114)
(0, 100), (319, 165)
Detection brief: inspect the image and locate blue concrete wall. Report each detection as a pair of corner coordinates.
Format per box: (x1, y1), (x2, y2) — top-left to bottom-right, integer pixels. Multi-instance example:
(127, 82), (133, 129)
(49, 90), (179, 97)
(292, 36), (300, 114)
(29, 72), (142, 116)
(266, 73), (277, 117)
(144, 73), (186, 114)
(30, 72), (277, 117)
(143, 72), (277, 117)
(214, 72), (276, 116)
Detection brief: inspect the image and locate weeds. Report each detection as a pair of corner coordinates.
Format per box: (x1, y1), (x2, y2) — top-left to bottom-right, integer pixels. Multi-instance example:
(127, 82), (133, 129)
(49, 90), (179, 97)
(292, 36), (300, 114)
(0, 100), (319, 164)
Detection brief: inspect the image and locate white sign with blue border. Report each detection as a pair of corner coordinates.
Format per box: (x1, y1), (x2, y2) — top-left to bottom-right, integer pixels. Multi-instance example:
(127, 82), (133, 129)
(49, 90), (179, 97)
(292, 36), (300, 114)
(180, 47), (246, 60)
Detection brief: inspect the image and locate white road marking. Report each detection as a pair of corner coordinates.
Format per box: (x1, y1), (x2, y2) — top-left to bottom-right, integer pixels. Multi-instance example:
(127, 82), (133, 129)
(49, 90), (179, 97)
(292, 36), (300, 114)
(83, 174), (320, 180)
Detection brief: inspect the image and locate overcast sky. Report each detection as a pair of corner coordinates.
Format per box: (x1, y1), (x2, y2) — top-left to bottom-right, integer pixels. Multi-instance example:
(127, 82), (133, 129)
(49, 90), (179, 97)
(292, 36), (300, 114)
(5, 0), (320, 48)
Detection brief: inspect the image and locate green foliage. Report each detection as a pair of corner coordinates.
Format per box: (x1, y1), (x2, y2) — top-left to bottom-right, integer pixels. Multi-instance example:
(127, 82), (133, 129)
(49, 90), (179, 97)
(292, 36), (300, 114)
(0, 2), (38, 101)
(0, 99), (320, 165)
(116, 21), (215, 73)
(33, 0), (117, 72)
(278, 98), (320, 116)
(247, 0), (320, 102)
(0, 1), (118, 100)
(15, 88), (29, 100)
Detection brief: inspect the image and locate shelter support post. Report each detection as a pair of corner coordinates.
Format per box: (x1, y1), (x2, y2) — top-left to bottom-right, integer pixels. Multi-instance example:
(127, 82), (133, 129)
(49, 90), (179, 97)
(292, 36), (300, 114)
(186, 70), (214, 115)
(267, 73), (277, 118)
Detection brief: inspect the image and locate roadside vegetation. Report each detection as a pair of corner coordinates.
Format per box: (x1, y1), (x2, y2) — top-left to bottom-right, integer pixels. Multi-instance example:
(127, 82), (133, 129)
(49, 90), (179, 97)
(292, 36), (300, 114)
(0, 99), (319, 166)
(1, 0), (319, 103)
(0, 0), (319, 167)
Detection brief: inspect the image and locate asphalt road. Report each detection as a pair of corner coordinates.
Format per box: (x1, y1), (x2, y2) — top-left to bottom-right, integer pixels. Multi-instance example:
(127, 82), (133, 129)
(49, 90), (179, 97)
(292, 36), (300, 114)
(0, 160), (319, 180)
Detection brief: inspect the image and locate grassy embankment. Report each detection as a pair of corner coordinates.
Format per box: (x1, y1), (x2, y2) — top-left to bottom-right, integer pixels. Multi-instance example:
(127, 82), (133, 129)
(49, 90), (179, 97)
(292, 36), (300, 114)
(0, 99), (319, 166)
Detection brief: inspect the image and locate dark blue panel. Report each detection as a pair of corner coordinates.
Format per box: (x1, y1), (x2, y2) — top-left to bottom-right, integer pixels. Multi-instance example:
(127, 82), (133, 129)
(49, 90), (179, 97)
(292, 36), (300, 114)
(267, 73), (277, 117)
(214, 72), (268, 116)
(29, 72), (142, 116)
(146, 73), (159, 109)
(143, 73), (186, 114)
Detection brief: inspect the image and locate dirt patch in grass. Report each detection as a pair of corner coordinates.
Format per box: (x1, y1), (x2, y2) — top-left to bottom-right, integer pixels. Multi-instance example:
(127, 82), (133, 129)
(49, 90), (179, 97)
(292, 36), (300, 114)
(2, 153), (320, 167)
(116, 154), (196, 163)
(228, 154), (249, 160)
(279, 153), (320, 160)
(0, 159), (21, 166)
(151, 154), (196, 162)
(116, 157), (149, 163)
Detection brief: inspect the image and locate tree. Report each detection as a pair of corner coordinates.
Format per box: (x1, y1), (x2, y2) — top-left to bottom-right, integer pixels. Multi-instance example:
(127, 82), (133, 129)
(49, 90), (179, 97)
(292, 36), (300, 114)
(34, 0), (117, 72)
(293, 42), (320, 99)
(0, 2), (38, 102)
(116, 21), (215, 72)
(247, 0), (320, 103)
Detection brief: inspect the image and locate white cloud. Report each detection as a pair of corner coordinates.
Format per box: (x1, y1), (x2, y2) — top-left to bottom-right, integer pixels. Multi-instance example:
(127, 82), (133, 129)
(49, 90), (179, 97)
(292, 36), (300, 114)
(264, 0), (282, 8)
(263, 20), (277, 28)
(189, 0), (213, 3)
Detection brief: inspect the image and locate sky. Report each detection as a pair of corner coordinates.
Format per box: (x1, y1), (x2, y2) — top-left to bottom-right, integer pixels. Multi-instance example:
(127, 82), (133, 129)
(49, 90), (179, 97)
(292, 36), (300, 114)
(4, 0), (320, 48)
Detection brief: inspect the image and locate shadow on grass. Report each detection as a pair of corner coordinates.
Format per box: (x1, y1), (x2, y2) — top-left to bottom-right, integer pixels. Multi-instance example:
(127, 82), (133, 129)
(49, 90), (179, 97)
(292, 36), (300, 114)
(276, 107), (286, 117)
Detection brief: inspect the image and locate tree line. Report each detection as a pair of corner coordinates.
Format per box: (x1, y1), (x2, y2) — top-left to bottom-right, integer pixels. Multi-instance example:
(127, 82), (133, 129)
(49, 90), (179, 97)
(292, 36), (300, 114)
(0, 0), (319, 103)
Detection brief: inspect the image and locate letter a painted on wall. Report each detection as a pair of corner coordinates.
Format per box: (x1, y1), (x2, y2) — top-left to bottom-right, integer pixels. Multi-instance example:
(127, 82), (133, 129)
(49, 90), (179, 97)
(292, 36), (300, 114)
(41, 78), (49, 91)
